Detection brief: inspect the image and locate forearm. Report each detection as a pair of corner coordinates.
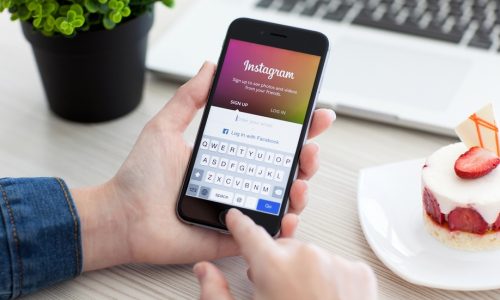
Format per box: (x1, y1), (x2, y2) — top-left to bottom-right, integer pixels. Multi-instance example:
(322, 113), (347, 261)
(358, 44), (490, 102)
(71, 180), (131, 272)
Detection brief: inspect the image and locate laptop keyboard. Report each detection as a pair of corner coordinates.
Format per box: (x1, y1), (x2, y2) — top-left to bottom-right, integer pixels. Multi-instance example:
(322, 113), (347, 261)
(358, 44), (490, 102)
(256, 0), (500, 51)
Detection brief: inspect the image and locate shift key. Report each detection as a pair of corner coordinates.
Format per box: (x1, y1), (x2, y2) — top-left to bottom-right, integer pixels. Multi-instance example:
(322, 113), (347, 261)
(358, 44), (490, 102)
(209, 188), (233, 204)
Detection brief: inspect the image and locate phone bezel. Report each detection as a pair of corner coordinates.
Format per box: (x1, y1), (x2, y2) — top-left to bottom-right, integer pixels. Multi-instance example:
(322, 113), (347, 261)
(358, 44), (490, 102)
(176, 18), (329, 236)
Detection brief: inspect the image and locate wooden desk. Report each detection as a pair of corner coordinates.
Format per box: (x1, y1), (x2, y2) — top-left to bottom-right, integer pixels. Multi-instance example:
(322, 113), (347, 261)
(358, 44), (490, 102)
(1, 3), (498, 299)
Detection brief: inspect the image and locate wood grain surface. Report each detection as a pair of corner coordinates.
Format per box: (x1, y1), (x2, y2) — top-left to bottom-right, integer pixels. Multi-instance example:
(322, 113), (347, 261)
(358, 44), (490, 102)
(1, 1), (499, 299)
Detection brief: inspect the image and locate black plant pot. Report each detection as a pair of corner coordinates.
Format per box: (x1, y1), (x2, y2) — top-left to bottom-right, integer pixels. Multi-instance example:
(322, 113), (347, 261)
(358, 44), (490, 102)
(21, 12), (154, 123)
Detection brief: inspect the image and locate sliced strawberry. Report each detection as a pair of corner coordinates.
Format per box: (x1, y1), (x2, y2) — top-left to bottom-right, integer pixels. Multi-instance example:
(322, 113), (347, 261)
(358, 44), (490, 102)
(448, 207), (488, 234)
(454, 146), (500, 179)
(493, 213), (500, 231)
(422, 188), (444, 225)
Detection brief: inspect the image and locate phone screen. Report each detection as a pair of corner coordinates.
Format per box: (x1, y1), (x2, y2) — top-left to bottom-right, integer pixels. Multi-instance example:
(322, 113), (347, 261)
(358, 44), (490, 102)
(184, 38), (321, 216)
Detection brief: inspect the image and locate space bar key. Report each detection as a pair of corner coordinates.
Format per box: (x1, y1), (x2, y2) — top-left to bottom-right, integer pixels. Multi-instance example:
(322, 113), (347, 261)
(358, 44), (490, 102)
(209, 188), (234, 204)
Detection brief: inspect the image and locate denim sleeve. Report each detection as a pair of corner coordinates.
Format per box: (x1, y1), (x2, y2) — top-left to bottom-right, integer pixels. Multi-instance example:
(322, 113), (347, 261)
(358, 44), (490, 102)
(0, 178), (82, 299)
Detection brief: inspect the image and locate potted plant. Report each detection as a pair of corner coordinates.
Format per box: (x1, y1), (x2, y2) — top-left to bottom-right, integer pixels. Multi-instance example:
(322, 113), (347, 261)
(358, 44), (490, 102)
(0, 0), (173, 122)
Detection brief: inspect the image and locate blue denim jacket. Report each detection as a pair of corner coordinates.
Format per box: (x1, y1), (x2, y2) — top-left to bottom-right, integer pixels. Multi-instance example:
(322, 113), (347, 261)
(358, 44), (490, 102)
(0, 178), (82, 299)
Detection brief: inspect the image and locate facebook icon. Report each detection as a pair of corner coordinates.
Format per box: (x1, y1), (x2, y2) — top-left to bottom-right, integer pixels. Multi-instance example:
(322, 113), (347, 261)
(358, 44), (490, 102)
(222, 128), (229, 134)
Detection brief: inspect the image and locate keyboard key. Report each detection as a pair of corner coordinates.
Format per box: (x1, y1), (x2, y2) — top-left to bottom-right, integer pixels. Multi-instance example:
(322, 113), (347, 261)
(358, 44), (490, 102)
(301, 2), (324, 16)
(279, 0), (299, 12)
(284, 155), (293, 167)
(274, 154), (284, 166)
(191, 168), (204, 181)
(237, 145), (247, 157)
(237, 162), (247, 173)
(228, 144), (238, 155)
(243, 179), (252, 191)
(257, 199), (280, 214)
(219, 158), (229, 170)
(205, 171), (215, 183)
(273, 186), (285, 198)
(209, 188), (233, 204)
(323, 3), (352, 21)
(256, 166), (266, 178)
(228, 160), (238, 172)
(265, 168), (276, 180)
(219, 142), (228, 154)
(256, 150), (265, 161)
(186, 183), (199, 196)
(200, 154), (210, 166)
(275, 170), (284, 182)
(234, 194), (246, 207)
(224, 175), (233, 187)
(252, 181), (262, 193)
(265, 152), (275, 164)
(209, 140), (219, 151)
(261, 183), (271, 195)
(245, 196), (258, 209)
(199, 186), (210, 199)
(200, 138), (210, 149)
(246, 148), (256, 159)
(468, 32), (493, 49)
(209, 156), (220, 168)
(214, 173), (224, 185)
(233, 177), (243, 189)
(256, 0), (273, 8)
(247, 164), (257, 176)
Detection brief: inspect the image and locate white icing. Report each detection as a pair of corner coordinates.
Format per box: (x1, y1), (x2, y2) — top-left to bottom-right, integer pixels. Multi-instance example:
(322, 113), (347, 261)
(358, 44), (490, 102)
(422, 142), (500, 224)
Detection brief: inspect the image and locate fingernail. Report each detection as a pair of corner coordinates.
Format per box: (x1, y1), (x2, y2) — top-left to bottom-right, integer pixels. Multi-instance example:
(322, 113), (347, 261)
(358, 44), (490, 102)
(198, 61), (208, 73)
(193, 263), (206, 280)
(312, 142), (320, 155)
(329, 109), (336, 122)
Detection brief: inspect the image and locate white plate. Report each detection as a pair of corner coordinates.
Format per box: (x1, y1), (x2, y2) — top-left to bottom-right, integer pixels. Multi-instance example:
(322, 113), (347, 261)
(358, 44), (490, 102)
(358, 159), (500, 291)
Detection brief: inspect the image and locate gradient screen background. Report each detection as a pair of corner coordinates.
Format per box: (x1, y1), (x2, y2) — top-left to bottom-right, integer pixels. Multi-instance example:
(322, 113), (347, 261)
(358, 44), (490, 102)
(212, 39), (321, 124)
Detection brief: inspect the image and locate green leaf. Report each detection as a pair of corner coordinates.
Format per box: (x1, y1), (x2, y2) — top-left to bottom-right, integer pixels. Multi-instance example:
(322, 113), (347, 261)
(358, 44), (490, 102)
(161, 0), (173, 8)
(33, 16), (42, 27)
(102, 16), (115, 29)
(83, 0), (98, 13)
(70, 4), (83, 15)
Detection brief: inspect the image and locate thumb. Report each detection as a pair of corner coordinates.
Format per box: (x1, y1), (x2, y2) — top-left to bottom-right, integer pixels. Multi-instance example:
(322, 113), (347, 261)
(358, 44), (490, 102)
(158, 61), (216, 132)
(194, 262), (234, 300)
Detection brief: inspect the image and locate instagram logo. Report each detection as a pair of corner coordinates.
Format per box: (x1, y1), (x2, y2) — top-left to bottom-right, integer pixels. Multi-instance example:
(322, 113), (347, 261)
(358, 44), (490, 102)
(243, 60), (295, 80)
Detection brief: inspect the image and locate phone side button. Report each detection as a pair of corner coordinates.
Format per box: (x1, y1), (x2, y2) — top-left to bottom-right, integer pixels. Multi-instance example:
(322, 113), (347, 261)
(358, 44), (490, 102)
(256, 199), (280, 215)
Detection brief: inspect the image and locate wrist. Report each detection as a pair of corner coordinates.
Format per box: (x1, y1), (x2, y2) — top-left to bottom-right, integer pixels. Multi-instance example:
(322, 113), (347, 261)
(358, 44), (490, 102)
(72, 180), (132, 271)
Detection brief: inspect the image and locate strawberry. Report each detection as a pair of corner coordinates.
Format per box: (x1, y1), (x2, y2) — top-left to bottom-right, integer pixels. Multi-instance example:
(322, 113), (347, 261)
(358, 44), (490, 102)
(448, 207), (488, 234)
(493, 213), (500, 231)
(454, 146), (500, 179)
(423, 188), (444, 225)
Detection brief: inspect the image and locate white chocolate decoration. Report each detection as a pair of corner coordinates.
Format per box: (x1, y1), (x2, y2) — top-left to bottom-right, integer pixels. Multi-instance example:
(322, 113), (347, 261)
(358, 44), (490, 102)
(422, 143), (500, 224)
(455, 103), (500, 156)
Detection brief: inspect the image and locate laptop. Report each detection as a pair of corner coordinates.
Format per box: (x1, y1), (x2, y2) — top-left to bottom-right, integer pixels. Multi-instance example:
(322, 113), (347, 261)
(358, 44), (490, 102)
(147, 0), (500, 136)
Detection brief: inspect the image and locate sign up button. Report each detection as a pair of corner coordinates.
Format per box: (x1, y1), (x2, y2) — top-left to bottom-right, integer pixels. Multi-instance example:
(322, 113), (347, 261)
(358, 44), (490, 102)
(256, 199), (280, 215)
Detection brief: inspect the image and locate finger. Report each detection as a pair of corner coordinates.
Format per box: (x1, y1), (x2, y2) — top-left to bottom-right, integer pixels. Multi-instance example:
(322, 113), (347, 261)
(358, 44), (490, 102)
(298, 143), (320, 180)
(159, 62), (216, 132)
(307, 109), (335, 139)
(280, 213), (300, 238)
(194, 262), (234, 300)
(225, 208), (276, 264)
(247, 268), (254, 283)
(287, 179), (308, 215)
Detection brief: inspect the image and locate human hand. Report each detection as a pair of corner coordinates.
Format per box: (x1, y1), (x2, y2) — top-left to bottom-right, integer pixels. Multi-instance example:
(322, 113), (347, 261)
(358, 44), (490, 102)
(73, 62), (335, 271)
(194, 209), (378, 300)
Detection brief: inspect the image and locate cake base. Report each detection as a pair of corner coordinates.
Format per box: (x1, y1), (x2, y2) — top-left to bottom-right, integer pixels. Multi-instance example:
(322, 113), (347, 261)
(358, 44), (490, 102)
(423, 212), (500, 251)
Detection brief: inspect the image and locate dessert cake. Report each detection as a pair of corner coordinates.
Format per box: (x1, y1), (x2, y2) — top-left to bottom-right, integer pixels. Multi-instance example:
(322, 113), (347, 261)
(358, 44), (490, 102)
(422, 104), (500, 251)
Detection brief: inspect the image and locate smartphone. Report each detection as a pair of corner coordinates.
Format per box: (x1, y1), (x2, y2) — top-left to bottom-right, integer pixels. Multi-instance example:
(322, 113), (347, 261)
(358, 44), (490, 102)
(176, 18), (329, 236)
